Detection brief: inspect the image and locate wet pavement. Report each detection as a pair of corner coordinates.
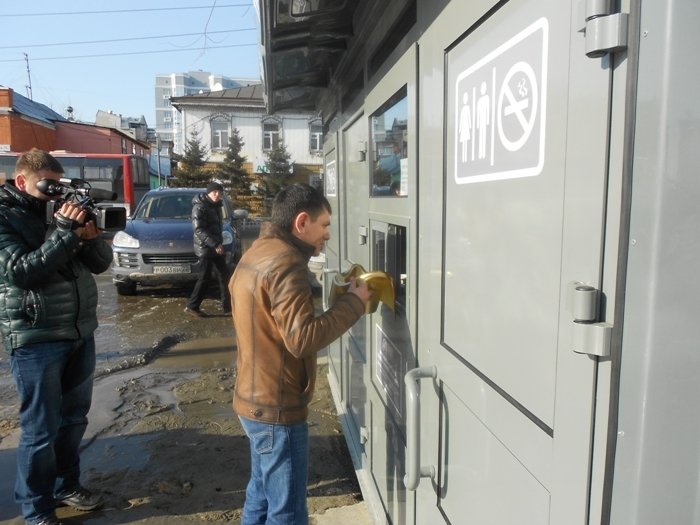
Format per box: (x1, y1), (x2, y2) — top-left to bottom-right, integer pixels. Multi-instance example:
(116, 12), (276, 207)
(0, 277), (239, 523)
(0, 338), (372, 524)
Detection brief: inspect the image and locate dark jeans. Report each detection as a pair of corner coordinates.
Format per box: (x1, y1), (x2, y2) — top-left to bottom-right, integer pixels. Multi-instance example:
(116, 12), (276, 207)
(10, 336), (96, 523)
(187, 255), (231, 311)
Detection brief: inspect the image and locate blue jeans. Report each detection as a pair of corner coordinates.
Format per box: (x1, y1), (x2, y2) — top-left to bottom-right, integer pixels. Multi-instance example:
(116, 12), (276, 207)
(10, 336), (96, 523)
(239, 417), (309, 525)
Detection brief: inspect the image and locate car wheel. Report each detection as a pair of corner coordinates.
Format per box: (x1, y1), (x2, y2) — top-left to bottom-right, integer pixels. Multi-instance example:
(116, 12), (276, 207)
(116, 282), (137, 296)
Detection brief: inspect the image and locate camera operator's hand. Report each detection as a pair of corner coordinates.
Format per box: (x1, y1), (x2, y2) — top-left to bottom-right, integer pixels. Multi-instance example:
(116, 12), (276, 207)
(77, 220), (99, 240)
(54, 202), (86, 232)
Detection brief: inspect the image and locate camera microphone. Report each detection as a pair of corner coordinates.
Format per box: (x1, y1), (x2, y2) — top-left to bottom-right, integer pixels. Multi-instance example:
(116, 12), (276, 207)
(86, 188), (117, 201)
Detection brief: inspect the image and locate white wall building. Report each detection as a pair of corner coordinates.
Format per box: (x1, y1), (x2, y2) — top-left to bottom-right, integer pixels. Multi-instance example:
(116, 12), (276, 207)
(154, 71), (257, 155)
(170, 84), (323, 179)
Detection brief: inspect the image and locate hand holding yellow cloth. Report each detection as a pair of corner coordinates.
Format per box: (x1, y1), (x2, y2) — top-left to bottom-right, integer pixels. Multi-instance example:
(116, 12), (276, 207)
(329, 263), (395, 314)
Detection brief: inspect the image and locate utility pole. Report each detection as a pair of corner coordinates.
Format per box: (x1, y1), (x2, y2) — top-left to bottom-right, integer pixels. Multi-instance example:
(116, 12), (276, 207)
(23, 53), (33, 100)
(156, 134), (162, 187)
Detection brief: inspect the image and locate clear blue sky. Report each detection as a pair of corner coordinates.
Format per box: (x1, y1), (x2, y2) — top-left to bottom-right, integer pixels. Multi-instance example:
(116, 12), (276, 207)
(0, 1), (260, 126)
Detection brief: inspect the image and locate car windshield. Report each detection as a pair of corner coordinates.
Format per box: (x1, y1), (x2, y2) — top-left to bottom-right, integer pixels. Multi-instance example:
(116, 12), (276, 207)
(134, 195), (193, 220)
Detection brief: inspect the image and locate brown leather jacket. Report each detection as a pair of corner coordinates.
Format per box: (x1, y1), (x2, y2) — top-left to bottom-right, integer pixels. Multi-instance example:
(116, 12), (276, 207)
(230, 222), (365, 424)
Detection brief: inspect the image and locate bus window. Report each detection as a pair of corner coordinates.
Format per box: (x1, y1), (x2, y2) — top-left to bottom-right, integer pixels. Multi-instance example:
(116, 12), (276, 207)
(0, 153), (150, 215)
(82, 158), (119, 180)
(0, 156), (15, 183)
(55, 158), (84, 180)
(132, 156), (149, 185)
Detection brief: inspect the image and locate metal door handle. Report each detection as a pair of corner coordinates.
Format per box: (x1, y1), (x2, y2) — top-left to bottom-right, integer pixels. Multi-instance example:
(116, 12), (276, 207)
(404, 365), (437, 490)
(322, 269), (338, 310)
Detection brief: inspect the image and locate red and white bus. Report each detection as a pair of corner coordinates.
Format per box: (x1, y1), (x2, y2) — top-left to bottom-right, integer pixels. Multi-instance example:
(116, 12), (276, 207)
(0, 152), (150, 215)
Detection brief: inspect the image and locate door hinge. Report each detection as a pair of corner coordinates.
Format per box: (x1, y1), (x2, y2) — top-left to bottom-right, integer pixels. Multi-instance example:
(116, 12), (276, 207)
(584, 4), (628, 59)
(568, 282), (612, 357)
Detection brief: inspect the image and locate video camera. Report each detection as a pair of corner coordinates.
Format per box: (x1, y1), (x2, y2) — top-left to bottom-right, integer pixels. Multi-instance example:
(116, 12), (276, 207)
(36, 178), (127, 232)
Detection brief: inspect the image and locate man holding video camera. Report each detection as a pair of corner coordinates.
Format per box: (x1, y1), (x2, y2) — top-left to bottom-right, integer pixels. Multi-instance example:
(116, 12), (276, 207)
(0, 149), (112, 525)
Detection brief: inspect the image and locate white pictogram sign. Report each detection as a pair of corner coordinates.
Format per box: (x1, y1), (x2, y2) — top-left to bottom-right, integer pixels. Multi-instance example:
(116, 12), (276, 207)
(454, 18), (548, 184)
(325, 159), (337, 197)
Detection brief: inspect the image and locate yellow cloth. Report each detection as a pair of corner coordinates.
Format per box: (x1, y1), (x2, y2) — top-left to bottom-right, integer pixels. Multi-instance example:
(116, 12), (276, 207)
(329, 263), (395, 314)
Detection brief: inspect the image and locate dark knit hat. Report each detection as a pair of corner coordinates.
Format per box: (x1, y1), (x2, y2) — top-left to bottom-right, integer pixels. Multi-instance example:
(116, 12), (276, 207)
(206, 181), (224, 193)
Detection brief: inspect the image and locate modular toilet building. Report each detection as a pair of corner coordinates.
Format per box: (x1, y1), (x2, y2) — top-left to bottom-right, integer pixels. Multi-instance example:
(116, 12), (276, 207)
(255, 1), (700, 523)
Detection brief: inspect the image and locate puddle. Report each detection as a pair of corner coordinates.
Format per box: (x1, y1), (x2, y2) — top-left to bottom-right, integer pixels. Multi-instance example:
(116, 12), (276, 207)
(152, 336), (236, 370)
(82, 432), (152, 473)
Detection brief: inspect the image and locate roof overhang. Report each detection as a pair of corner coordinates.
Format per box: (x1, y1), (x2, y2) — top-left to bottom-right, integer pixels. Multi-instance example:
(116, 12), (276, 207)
(257, 0), (359, 113)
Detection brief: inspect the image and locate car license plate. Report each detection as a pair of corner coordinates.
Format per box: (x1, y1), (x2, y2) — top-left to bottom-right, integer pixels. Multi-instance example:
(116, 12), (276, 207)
(153, 265), (190, 274)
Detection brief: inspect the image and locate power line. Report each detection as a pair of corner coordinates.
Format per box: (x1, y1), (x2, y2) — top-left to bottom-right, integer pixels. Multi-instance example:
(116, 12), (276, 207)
(0, 28), (256, 50)
(3, 4), (252, 17)
(201, 0), (219, 56)
(0, 43), (257, 63)
(204, 2), (218, 35)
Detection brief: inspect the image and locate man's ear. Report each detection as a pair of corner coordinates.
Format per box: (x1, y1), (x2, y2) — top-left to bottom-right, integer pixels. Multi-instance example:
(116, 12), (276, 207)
(14, 174), (27, 192)
(292, 211), (310, 235)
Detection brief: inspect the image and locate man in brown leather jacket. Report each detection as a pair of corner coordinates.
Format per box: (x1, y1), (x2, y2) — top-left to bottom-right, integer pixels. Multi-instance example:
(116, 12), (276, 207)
(229, 183), (371, 525)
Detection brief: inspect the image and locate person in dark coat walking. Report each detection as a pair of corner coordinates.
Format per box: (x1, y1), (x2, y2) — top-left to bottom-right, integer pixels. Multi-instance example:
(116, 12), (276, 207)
(0, 149), (113, 524)
(185, 181), (232, 317)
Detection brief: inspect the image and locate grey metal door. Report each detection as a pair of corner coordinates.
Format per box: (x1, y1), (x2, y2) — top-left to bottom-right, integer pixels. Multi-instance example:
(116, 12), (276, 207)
(412, 1), (623, 523)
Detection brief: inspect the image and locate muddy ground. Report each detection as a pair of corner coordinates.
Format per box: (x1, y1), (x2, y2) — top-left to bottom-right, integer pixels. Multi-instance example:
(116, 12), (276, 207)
(0, 335), (365, 524)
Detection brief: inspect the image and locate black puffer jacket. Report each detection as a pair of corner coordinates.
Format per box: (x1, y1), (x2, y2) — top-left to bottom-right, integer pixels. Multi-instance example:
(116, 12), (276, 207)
(191, 193), (224, 258)
(0, 182), (113, 352)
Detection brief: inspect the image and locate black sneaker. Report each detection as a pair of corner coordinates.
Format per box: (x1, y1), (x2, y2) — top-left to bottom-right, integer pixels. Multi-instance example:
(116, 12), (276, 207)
(56, 486), (103, 511)
(184, 306), (207, 318)
(27, 517), (63, 525)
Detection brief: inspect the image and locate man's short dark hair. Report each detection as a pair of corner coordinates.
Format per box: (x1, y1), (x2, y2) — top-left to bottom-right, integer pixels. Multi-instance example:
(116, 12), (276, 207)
(271, 183), (331, 231)
(15, 148), (64, 178)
